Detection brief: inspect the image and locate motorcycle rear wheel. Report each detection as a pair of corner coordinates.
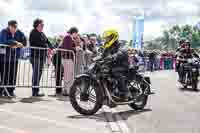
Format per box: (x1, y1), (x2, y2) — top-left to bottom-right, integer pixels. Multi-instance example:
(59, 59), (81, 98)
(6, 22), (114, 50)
(69, 77), (103, 115)
(129, 85), (149, 110)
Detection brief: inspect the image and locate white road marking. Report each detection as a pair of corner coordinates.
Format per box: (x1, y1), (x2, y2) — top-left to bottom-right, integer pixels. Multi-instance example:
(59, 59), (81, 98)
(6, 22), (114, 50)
(103, 106), (131, 133)
(103, 106), (121, 132)
(111, 108), (131, 133)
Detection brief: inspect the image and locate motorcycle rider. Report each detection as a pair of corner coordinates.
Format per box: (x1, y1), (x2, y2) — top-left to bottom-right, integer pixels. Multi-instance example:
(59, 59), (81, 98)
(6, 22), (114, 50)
(176, 40), (199, 83)
(101, 29), (129, 100)
(175, 38), (187, 76)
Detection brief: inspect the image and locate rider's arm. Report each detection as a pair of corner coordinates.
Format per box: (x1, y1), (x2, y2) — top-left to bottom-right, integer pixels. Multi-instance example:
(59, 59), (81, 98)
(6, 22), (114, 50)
(111, 49), (127, 61)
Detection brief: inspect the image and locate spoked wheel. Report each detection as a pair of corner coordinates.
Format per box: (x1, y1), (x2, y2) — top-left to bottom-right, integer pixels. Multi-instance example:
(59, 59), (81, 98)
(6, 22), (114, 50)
(129, 83), (149, 110)
(69, 77), (103, 115)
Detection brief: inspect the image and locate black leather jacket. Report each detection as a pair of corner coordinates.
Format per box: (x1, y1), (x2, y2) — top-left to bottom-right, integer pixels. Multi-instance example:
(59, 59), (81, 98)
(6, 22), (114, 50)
(177, 48), (199, 60)
(102, 41), (129, 73)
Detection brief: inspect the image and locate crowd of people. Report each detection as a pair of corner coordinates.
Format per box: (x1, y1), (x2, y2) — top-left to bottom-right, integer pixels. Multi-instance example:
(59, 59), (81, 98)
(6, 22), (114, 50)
(127, 49), (177, 72)
(0, 18), (199, 98)
(0, 18), (102, 97)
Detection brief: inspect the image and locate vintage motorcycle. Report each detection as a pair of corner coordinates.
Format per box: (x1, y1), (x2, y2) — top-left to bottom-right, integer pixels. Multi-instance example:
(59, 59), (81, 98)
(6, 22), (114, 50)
(69, 56), (152, 115)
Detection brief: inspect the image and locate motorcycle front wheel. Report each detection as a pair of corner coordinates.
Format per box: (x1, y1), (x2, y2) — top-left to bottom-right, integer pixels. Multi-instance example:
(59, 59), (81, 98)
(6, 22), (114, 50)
(69, 77), (103, 115)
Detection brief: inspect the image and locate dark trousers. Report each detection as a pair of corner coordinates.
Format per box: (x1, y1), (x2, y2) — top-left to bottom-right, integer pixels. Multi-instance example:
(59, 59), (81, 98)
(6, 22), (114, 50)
(53, 53), (64, 94)
(149, 60), (155, 72)
(55, 64), (63, 94)
(30, 57), (45, 95)
(113, 72), (128, 94)
(0, 60), (18, 94)
(179, 64), (187, 82)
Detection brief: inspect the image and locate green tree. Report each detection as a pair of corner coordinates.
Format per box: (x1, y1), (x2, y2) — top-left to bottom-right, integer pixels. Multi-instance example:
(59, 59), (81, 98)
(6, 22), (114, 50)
(145, 24), (200, 50)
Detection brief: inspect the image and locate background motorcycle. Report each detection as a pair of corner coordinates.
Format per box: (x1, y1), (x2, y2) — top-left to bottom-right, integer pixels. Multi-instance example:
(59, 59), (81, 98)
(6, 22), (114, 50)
(179, 58), (199, 91)
(69, 56), (152, 115)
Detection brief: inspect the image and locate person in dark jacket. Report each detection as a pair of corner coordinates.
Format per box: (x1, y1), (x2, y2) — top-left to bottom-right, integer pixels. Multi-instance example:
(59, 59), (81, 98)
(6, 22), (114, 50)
(176, 40), (199, 83)
(102, 29), (129, 100)
(148, 51), (156, 72)
(29, 18), (53, 97)
(0, 20), (26, 96)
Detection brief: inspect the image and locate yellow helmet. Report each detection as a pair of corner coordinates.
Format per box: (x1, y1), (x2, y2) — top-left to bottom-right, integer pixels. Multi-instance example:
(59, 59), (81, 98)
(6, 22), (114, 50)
(102, 29), (119, 49)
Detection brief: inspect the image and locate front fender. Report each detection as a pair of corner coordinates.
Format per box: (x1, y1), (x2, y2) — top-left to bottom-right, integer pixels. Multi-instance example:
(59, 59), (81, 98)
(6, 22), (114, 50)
(74, 74), (98, 85)
(74, 74), (103, 94)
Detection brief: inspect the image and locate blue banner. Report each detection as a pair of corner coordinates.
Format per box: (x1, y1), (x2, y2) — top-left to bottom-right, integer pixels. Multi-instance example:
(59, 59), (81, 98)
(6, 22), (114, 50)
(133, 16), (144, 49)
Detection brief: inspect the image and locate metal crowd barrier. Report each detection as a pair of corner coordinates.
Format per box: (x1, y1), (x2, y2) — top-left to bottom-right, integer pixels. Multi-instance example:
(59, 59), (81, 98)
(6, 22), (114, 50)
(0, 44), (75, 96)
(0, 43), (177, 97)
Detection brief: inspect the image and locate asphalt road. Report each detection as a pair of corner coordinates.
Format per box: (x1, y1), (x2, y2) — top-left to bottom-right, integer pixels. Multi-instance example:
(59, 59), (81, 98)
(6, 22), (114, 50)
(115, 70), (200, 133)
(0, 70), (200, 133)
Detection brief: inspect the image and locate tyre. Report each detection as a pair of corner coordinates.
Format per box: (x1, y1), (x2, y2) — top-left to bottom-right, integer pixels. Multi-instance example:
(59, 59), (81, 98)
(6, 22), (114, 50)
(69, 77), (103, 115)
(129, 85), (149, 110)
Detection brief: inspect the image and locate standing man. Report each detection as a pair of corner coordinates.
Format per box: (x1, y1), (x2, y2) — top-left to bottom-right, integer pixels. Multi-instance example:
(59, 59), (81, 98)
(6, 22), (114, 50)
(148, 51), (156, 72)
(29, 18), (53, 97)
(0, 20), (26, 96)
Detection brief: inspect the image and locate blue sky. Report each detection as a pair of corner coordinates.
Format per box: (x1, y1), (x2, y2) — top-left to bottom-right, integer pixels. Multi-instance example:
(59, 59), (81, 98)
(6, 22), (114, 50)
(0, 0), (200, 40)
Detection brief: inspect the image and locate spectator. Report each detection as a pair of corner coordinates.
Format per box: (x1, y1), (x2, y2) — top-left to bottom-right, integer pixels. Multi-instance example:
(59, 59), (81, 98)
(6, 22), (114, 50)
(61, 27), (78, 95)
(52, 36), (64, 96)
(29, 18), (53, 97)
(88, 35), (98, 56)
(148, 51), (156, 72)
(81, 34), (90, 51)
(84, 35), (98, 66)
(81, 34), (92, 67)
(74, 34), (84, 75)
(0, 20), (26, 97)
(128, 48), (138, 68)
